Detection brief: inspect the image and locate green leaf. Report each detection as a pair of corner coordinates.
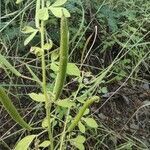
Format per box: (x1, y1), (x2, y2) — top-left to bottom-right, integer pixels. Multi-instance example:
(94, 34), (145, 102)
(39, 140), (50, 148)
(51, 50), (59, 62)
(0, 54), (21, 77)
(82, 117), (98, 128)
(41, 117), (55, 128)
(42, 117), (48, 128)
(67, 63), (80, 77)
(0, 87), (32, 130)
(70, 135), (86, 150)
(21, 26), (38, 34)
(78, 121), (85, 133)
(108, 18), (118, 32)
(37, 8), (49, 21)
(51, 62), (80, 77)
(16, 0), (23, 4)
(100, 5), (119, 32)
(51, 0), (67, 7)
(83, 108), (89, 116)
(43, 41), (53, 50)
(15, 135), (36, 150)
(101, 87), (108, 94)
(49, 6), (70, 18)
(56, 99), (75, 108)
(30, 46), (43, 56)
(51, 62), (59, 72)
(24, 31), (38, 46)
(28, 93), (45, 102)
(73, 135), (86, 144)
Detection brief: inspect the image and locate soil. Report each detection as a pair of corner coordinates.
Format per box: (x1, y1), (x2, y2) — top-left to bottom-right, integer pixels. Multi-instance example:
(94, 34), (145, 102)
(92, 83), (150, 149)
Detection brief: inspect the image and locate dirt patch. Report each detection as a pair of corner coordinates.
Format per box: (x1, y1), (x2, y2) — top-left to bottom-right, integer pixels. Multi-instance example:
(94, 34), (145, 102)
(92, 83), (150, 148)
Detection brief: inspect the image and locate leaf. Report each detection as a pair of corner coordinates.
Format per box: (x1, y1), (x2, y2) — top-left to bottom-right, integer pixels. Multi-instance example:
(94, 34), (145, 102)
(56, 99), (75, 108)
(30, 46), (43, 56)
(24, 31), (38, 46)
(78, 121), (85, 133)
(51, 62), (59, 72)
(37, 8), (49, 21)
(43, 41), (53, 50)
(100, 5), (119, 32)
(51, 62), (80, 77)
(16, 0), (23, 4)
(73, 135), (86, 144)
(51, 0), (67, 7)
(41, 117), (55, 128)
(0, 54), (21, 77)
(101, 87), (108, 94)
(82, 117), (98, 128)
(70, 135), (86, 150)
(83, 108), (89, 116)
(51, 49), (59, 62)
(49, 6), (70, 18)
(67, 63), (80, 77)
(14, 135), (36, 150)
(42, 117), (48, 128)
(39, 140), (50, 148)
(28, 93), (45, 102)
(21, 26), (38, 34)
(0, 87), (32, 130)
(108, 18), (118, 32)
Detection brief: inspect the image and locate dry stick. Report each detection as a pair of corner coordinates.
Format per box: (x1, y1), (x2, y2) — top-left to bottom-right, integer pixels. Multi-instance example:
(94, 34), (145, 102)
(53, 13), (69, 101)
(81, 26), (98, 68)
(80, 33), (93, 66)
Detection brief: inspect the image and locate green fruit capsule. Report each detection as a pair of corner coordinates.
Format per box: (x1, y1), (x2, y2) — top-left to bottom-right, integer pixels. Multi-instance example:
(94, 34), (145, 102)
(68, 96), (100, 132)
(0, 87), (32, 130)
(53, 12), (69, 101)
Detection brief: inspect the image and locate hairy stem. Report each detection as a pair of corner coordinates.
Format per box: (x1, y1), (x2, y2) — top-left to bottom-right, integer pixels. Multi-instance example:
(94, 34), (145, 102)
(40, 1), (53, 150)
(59, 109), (70, 150)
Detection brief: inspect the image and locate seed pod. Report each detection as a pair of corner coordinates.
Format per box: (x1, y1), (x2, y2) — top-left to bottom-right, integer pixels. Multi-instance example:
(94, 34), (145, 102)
(0, 87), (32, 130)
(53, 12), (69, 101)
(67, 96), (99, 132)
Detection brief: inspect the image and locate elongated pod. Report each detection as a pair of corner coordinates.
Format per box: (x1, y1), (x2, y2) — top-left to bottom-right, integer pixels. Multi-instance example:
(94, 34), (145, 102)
(67, 96), (99, 132)
(53, 13), (69, 101)
(0, 87), (32, 130)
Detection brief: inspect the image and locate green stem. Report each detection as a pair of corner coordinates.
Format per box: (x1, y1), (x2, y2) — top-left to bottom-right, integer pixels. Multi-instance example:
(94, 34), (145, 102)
(35, 0), (40, 28)
(40, 1), (53, 150)
(59, 109), (70, 150)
